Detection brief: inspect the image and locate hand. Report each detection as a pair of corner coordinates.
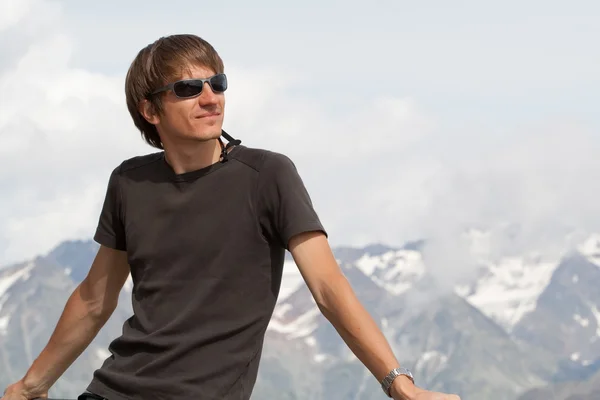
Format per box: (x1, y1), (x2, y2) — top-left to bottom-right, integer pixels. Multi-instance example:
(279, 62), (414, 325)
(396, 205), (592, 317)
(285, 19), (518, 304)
(1, 380), (47, 400)
(397, 390), (461, 400)
(390, 376), (461, 400)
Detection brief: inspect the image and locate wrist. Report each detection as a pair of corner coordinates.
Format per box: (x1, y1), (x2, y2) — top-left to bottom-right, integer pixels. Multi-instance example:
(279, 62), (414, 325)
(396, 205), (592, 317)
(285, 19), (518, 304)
(4, 379), (38, 399)
(389, 375), (418, 400)
(381, 367), (415, 399)
(22, 371), (49, 397)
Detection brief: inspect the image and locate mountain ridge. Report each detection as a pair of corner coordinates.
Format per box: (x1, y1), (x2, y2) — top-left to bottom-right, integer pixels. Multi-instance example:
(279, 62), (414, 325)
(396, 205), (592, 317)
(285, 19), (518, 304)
(1, 234), (600, 399)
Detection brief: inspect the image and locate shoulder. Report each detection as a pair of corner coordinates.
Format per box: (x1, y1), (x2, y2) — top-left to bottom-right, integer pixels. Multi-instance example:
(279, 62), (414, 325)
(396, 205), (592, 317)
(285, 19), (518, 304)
(110, 152), (164, 176)
(231, 145), (297, 173)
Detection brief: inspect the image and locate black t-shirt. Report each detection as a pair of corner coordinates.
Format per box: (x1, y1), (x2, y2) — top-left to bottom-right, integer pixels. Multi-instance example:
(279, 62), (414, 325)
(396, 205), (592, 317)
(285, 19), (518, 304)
(86, 144), (326, 400)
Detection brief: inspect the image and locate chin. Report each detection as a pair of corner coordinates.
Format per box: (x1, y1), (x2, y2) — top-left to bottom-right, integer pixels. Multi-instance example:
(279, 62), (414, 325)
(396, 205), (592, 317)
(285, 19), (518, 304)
(192, 129), (222, 142)
(185, 123), (219, 137)
(207, 128), (223, 139)
(192, 120), (223, 140)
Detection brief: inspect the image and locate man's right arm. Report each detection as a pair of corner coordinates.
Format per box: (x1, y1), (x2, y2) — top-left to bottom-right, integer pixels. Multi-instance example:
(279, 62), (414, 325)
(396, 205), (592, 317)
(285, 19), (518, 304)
(2, 245), (130, 400)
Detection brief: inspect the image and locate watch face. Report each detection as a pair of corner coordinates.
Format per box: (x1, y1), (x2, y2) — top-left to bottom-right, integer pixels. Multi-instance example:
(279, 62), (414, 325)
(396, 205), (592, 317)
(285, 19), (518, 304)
(395, 368), (414, 383)
(381, 367), (415, 396)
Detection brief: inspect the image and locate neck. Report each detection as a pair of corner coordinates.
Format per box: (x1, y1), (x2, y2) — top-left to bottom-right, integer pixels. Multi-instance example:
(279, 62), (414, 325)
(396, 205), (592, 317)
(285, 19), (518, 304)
(162, 138), (223, 175)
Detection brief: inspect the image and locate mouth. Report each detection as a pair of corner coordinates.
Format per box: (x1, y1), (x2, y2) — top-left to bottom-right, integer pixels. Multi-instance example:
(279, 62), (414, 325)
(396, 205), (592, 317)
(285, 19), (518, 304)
(194, 111), (221, 119)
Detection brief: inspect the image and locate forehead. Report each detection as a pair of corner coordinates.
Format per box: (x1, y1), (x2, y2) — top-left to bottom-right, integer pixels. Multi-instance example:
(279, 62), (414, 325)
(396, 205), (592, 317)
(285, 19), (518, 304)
(173, 64), (216, 81)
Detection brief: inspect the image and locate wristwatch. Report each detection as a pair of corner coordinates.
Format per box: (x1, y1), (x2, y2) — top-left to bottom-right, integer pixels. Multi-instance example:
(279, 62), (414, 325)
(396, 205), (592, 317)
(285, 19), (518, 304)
(380, 367), (414, 397)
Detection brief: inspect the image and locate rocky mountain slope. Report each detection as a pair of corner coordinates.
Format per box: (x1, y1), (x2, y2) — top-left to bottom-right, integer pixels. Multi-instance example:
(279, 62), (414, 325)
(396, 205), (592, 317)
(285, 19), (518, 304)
(1, 234), (599, 399)
(518, 366), (600, 400)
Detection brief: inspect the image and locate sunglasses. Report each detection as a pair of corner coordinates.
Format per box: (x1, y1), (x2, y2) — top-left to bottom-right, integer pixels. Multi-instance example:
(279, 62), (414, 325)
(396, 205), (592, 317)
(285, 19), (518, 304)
(150, 73), (228, 99)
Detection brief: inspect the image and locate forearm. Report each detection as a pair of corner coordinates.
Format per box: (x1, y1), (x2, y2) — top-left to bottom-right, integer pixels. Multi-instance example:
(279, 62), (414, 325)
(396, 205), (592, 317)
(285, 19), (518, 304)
(21, 285), (112, 396)
(316, 274), (401, 382)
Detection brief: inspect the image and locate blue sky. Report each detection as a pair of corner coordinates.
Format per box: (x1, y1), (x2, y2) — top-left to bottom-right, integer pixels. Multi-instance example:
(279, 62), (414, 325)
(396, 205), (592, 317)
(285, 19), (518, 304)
(0, 0), (599, 268)
(59, 0), (599, 120)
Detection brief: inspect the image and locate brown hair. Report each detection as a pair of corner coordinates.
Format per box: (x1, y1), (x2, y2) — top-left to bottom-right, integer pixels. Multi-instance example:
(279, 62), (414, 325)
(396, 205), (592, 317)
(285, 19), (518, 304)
(125, 34), (225, 149)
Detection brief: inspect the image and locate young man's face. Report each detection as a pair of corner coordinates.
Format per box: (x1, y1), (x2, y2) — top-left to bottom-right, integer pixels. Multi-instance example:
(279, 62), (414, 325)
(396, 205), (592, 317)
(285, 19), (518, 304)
(153, 64), (225, 145)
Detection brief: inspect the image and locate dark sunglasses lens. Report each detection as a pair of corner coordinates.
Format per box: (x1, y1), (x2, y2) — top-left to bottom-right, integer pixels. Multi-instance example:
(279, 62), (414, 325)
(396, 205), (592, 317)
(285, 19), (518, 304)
(173, 81), (203, 98)
(210, 74), (227, 92)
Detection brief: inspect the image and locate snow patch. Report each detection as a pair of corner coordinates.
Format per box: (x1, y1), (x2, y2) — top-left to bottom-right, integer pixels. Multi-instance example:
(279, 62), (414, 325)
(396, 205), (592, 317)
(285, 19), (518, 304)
(0, 294), (9, 312)
(590, 305), (600, 337)
(460, 255), (558, 331)
(419, 351), (448, 364)
(278, 260), (304, 302)
(0, 262), (35, 307)
(356, 250), (425, 295)
(0, 315), (10, 335)
(21, 269), (32, 281)
(454, 285), (470, 297)
(273, 303), (292, 319)
(578, 234), (600, 267)
(574, 314), (590, 327)
(123, 274), (133, 292)
(267, 307), (320, 339)
(415, 350), (449, 376)
(95, 348), (111, 360)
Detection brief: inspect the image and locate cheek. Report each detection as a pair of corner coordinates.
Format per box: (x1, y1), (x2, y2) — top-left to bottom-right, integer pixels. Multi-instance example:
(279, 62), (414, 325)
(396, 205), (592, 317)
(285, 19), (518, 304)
(165, 103), (194, 126)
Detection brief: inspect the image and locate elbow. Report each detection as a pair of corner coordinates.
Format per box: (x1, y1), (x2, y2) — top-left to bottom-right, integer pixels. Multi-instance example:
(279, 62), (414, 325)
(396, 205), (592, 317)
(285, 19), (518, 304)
(76, 283), (117, 322)
(313, 273), (352, 318)
(87, 292), (119, 321)
(89, 299), (118, 321)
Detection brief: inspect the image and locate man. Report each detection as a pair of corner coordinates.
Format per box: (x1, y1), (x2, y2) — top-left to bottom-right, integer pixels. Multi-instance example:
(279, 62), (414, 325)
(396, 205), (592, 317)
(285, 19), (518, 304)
(2, 34), (460, 400)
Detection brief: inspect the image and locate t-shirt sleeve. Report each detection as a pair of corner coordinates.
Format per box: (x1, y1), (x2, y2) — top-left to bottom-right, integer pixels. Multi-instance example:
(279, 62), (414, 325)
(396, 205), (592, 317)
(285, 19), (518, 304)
(94, 166), (127, 251)
(257, 152), (327, 249)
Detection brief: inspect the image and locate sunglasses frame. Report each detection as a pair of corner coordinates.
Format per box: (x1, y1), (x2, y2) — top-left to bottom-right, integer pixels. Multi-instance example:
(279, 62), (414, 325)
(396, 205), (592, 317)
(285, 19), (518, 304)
(150, 73), (227, 99)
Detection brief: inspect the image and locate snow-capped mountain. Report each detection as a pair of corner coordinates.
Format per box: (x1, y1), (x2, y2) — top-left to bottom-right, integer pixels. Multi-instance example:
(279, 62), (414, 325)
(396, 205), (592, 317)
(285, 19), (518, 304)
(1, 233), (600, 399)
(270, 233), (600, 338)
(262, 232), (600, 399)
(513, 252), (600, 362)
(0, 242), (133, 397)
(578, 233), (600, 267)
(456, 254), (559, 332)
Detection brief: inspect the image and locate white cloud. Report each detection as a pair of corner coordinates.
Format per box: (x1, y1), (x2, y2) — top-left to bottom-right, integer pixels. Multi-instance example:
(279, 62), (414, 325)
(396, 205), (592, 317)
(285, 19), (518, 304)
(1, 0), (599, 283)
(226, 60), (600, 285)
(0, 0), (28, 31)
(0, 0), (148, 264)
(0, 0), (61, 36)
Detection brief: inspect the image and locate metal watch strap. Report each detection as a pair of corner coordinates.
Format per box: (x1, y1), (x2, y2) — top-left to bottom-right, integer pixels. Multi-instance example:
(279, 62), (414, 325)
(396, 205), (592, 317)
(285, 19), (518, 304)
(380, 367), (414, 397)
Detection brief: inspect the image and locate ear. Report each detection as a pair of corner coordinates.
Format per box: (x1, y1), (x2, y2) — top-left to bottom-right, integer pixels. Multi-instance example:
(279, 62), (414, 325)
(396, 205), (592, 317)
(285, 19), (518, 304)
(138, 99), (161, 125)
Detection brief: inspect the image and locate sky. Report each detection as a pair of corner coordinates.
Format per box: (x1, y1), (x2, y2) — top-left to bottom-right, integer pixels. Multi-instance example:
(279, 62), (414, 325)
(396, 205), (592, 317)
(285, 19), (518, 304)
(0, 0), (599, 270)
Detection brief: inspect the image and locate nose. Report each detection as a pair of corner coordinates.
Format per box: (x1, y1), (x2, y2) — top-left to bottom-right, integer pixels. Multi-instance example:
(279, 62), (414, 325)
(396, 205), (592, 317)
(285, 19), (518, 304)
(196, 82), (220, 105)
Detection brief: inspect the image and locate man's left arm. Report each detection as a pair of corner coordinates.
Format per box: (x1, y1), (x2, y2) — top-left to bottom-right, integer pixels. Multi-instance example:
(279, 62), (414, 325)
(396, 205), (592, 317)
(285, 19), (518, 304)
(289, 231), (460, 400)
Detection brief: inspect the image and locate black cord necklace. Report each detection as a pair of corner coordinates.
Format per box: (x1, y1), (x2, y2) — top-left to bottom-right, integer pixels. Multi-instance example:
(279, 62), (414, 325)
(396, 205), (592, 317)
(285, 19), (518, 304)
(219, 129), (242, 162)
